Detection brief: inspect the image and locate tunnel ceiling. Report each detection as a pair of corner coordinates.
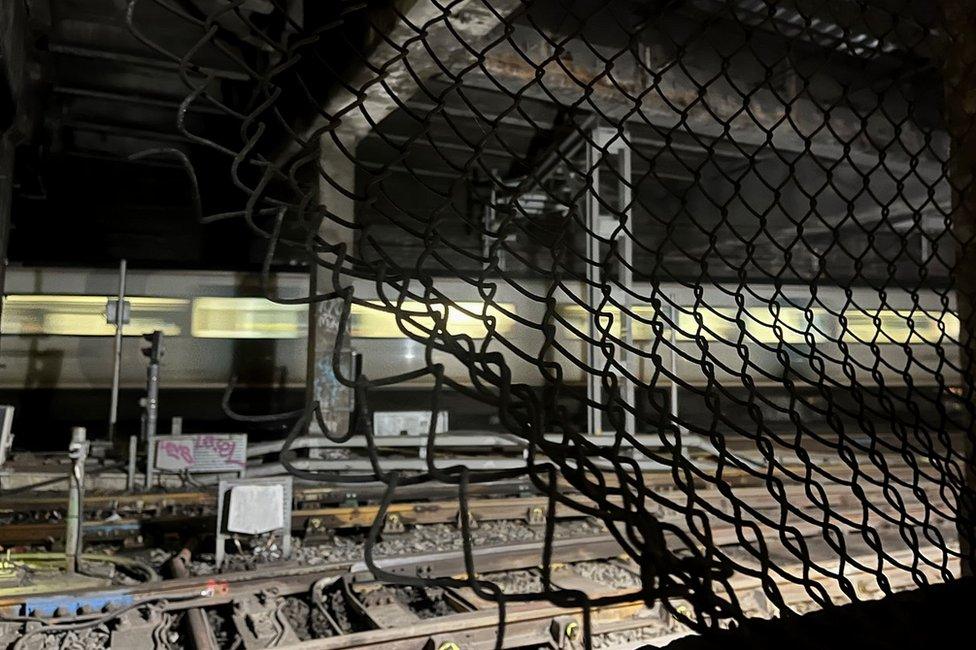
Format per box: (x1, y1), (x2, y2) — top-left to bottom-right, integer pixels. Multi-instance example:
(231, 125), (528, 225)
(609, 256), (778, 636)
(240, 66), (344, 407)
(6, 0), (949, 282)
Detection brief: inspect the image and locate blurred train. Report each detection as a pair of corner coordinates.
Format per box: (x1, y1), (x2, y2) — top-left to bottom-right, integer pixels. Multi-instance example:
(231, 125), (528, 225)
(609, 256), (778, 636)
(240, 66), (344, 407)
(0, 266), (963, 447)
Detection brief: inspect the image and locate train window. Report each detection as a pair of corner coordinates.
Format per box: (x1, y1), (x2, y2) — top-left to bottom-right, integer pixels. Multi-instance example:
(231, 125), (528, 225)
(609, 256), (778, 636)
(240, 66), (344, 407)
(0, 295), (186, 336)
(743, 306), (826, 344)
(352, 301), (516, 339)
(2, 295), (957, 346)
(191, 297), (307, 339)
(556, 304), (662, 340)
(840, 309), (959, 345)
(190, 299), (517, 340)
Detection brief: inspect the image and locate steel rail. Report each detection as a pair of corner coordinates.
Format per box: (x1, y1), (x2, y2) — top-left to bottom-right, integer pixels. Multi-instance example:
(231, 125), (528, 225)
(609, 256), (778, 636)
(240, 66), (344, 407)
(273, 543), (960, 650)
(0, 534), (625, 613)
(0, 478), (949, 546)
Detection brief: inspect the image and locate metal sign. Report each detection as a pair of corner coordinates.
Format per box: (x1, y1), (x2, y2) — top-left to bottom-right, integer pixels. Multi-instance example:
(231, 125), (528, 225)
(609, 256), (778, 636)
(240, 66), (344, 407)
(216, 477), (292, 568)
(154, 434), (247, 473)
(373, 411), (449, 437)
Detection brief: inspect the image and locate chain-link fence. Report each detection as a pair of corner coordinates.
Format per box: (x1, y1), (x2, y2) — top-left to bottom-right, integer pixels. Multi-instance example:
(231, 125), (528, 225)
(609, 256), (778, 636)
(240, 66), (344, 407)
(127, 0), (975, 641)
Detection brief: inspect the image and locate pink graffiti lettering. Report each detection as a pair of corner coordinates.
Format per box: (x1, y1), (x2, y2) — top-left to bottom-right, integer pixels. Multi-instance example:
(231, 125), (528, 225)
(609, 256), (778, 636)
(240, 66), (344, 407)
(161, 440), (194, 465)
(191, 435), (244, 467)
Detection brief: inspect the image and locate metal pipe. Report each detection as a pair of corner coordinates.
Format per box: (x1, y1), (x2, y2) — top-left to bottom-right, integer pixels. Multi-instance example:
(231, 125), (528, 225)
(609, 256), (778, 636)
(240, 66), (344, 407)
(144, 362), (159, 490)
(585, 134), (602, 437)
(66, 426), (88, 573)
(618, 135), (635, 436)
(169, 549), (218, 650)
(127, 434), (138, 492)
(52, 85), (225, 114)
(143, 331), (163, 490)
(108, 259), (127, 443)
(146, 356), (159, 437)
(670, 308), (682, 435)
(47, 43), (249, 81)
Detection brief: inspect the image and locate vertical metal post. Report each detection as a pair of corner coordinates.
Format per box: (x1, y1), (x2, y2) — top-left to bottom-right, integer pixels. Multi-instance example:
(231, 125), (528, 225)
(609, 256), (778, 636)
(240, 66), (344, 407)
(618, 139), (635, 437)
(484, 177), (502, 272)
(142, 331), (162, 490)
(313, 137), (356, 441)
(585, 137), (603, 437)
(0, 139), (12, 354)
(66, 426), (88, 573)
(586, 127), (633, 436)
(669, 305), (683, 435)
(305, 265), (318, 409)
(127, 434), (137, 491)
(108, 259), (127, 443)
(941, 0), (976, 577)
(144, 361), (159, 489)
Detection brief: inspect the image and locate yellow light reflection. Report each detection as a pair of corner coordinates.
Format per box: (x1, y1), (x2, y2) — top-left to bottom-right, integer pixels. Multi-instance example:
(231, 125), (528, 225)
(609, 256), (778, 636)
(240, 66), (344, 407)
(352, 301), (515, 339)
(558, 304), (665, 340)
(192, 297), (307, 339)
(841, 310), (959, 345)
(1, 293), (960, 346)
(1, 295), (185, 336)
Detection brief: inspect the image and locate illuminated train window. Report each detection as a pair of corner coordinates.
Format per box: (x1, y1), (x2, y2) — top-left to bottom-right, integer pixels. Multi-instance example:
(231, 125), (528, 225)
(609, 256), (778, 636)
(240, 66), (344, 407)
(840, 309), (959, 345)
(0, 294), (958, 344)
(191, 297), (307, 339)
(0, 295), (186, 336)
(192, 299), (518, 339)
(556, 304), (661, 341)
(556, 303), (958, 345)
(352, 301), (517, 339)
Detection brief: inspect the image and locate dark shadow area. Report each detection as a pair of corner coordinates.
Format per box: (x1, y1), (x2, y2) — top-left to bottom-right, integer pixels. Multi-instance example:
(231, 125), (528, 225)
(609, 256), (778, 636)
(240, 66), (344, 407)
(656, 578), (976, 650)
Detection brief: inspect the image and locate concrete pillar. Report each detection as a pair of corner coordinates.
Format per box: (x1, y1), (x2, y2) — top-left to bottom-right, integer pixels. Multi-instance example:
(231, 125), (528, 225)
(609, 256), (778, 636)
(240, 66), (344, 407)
(312, 132), (361, 436)
(306, 1), (521, 434)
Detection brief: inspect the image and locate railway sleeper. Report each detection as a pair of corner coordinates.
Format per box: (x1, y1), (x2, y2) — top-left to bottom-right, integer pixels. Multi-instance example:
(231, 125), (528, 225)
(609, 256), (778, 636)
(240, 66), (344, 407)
(353, 586), (422, 629)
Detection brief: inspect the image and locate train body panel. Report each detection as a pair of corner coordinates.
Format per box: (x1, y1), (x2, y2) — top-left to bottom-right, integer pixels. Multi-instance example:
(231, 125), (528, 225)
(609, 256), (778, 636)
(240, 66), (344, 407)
(0, 267), (961, 391)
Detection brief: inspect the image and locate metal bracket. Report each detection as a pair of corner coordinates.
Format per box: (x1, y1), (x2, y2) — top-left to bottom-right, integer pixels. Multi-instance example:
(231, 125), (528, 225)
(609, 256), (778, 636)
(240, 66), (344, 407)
(232, 592), (301, 649)
(550, 615), (583, 649)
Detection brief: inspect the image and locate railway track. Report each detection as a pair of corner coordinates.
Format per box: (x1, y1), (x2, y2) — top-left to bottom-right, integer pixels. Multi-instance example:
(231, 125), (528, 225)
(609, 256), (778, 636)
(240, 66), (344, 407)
(0, 495), (586, 547)
(0, 524), (955, 650)
(0, 459), (957, 648)
(0, 476), (950, 548)
(0, 533), (645, 649)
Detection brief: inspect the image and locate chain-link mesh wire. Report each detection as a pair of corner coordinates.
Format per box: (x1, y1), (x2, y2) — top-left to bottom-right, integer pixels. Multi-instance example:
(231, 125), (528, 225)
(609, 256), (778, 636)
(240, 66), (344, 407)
(126, 0), (975, 640)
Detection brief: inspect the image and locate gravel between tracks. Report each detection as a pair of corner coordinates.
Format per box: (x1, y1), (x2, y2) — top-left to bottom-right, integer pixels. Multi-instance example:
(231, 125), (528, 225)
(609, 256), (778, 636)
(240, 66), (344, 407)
(481, 568), (544, 594)
(572, 559), (641, 589)
(190, 517), (606, 575)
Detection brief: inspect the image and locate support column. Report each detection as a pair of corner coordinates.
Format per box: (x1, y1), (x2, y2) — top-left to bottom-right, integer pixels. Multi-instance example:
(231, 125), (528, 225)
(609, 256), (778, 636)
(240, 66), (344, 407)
(941, 0), (976, 577)
(304, 1), (521, 435)
(0, 0), (30, 354)
(585, 127), (634, 437)
(0, 136), (12, 346)
(312, 134), (359, 436)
